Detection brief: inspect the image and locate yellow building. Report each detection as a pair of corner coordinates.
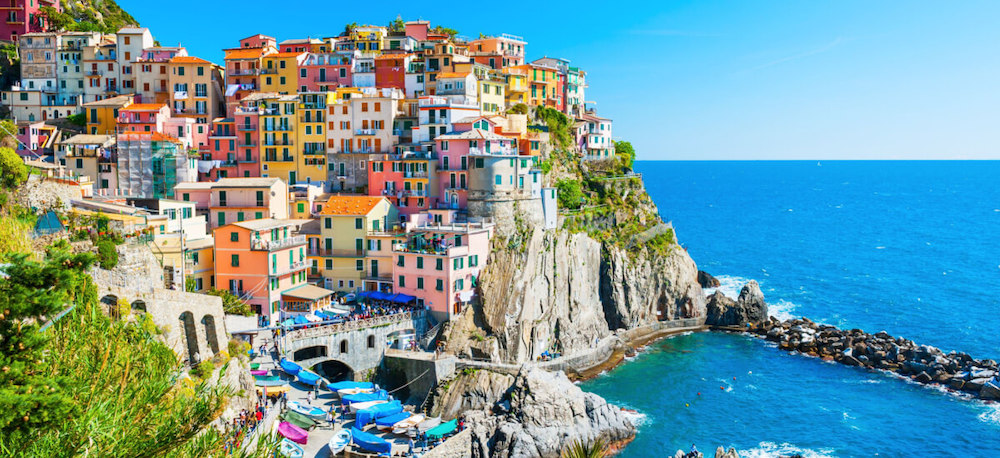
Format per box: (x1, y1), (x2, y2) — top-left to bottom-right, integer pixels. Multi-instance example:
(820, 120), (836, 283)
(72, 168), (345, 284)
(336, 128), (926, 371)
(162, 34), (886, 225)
(260, 52), (305, 94)
(350, 26), (387, 55)
(246, 93), (302, 184)
(503, 67), (528, 106)
(479, 74), (506, 114)
(315, 196), (398, 292)
(296, 92), (332, 183)
(83, 94), (134, 135)
(167, 56), (224, 124)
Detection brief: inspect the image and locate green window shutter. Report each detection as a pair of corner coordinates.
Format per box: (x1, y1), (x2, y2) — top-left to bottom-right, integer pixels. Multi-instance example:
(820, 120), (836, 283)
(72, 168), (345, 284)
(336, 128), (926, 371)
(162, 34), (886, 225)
(218, 213), (225, 226)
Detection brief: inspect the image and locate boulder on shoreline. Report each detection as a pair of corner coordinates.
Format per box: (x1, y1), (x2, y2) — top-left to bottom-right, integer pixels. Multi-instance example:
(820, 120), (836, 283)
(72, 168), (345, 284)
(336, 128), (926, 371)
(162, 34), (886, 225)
(705, 280), (768, 327)
(698, 270), (721, 288)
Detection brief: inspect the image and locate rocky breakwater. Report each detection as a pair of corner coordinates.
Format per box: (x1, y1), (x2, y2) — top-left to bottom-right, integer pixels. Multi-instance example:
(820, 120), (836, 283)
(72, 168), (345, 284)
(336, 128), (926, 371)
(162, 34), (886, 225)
(705, 280), (768, 327)
(461, 367), (636, 458)
(750, 318), (1000, 401)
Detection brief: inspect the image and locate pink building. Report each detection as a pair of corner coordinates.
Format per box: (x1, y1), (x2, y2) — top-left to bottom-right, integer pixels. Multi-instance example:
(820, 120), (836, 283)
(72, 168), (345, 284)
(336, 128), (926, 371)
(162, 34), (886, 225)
(209, 177), (289, 228)
(391, 213), (493, 321)
(200, 118), (259, 180)
(367, 149), (437, 218)
(117, 103), (170, 133)
(0, 0), (59, 42)
(15, 120), (52, 158)
(298, 53), (353, 92)
(174, 181), (214, 215)
(434, 128), (518, 210)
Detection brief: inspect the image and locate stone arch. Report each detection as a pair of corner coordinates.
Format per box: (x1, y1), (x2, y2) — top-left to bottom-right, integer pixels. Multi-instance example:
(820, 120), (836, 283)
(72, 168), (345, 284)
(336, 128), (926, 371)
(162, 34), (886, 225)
(315, 359), (354, 382)
(367, 334), (375, 348)
(131, 300), (146, 312)
(179, 311), (199, 364)
(293, 345), (328, 361)
(201, 314), (219, 355)
(100, 294), (119, 308)
(339, 339), (348, 354)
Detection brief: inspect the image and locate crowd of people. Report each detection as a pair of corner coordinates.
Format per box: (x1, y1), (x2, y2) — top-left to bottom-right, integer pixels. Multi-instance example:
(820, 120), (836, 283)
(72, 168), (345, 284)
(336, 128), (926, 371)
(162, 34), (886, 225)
(220, 403), (268, 455)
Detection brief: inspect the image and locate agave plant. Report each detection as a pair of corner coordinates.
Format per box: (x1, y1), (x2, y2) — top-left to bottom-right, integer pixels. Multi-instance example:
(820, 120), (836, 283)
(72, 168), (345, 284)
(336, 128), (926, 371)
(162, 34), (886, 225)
(561, 438), (609, 458)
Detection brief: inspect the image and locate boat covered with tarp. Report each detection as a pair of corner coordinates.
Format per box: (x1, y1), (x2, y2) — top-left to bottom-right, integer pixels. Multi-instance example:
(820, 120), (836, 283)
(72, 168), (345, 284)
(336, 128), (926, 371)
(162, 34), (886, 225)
(255, 378), (288, 387)
(297, 369), (323, 387)
(282, 410), (317, 430)
(256, 384), (291, 396)
(288, 400), (326, 419)
(342, 390), (387, 405)
(254, 374), (280, 381)
(355, 400), (402, 428)
(328, 381), (375, 391)
(416, 417), (441, 433)
(278, 421), (308, 445)
(392, 414), (426, 435)
(350, 426), (391, 454)
(279, 358), (301, 376)
(426, 419), (459, 440)
(251, 369), (268, 376)
(348, 399), (387, 413)
(375, 411), (412, 430)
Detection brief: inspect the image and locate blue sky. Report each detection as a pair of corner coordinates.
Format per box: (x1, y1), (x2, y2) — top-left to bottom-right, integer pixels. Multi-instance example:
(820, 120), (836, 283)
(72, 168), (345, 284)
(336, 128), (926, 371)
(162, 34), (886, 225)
(120, 0), (1000, 160)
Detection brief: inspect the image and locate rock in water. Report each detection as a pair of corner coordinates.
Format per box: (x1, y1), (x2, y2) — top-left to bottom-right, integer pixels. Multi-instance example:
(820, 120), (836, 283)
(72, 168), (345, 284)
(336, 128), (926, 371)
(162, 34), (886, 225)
(466, 368), (635, 457)
(698, 270), (721, 288)
(705, 280), (768, 327)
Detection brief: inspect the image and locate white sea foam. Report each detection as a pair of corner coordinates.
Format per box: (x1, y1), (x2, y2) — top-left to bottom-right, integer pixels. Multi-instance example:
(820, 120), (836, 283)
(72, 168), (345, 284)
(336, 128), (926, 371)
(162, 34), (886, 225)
(739, 441), (837, 458)
(977, 404), (1000, 426)
(618, 407), (649, 428)
(704, 275), (751, 299)
(768, 299), (799, 321)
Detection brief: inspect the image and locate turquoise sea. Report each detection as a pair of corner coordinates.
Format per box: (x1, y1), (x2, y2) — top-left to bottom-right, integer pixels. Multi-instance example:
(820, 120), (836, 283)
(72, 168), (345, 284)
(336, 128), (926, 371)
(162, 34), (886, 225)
(581, 161), (1000, 457)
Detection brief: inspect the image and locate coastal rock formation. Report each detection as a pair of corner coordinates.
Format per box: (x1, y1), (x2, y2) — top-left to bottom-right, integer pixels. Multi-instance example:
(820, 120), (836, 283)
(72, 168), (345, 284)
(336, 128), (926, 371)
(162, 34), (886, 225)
(705, 281), (768, 327)
(748, 317), (1000, 400)
(464, 368), (636, 458)
(671, 447), (740, 458)
(698, 270), (721, 288)
(428, 369), (516, 421)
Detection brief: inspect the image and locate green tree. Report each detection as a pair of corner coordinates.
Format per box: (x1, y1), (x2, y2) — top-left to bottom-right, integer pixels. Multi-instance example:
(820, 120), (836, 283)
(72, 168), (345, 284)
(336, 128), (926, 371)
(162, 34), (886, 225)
(95, 239), (118, 269)
(207, 289), (253, 316)
(0, 146), (27, 189)
(556, 179), (584, 210)
(388, 16), (405, 32)
(431, 25), (459, 38)
(0, 251), (96, 433)
(508, 103), (529, 115)
(615, 140), (635, 171)
(38, 6), (74, 31)
(343, 22), (359, 35)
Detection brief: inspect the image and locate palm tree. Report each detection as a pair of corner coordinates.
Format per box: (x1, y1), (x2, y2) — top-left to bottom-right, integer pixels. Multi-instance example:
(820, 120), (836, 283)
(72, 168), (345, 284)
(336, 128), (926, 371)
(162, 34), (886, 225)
(561, 438), (609, 458)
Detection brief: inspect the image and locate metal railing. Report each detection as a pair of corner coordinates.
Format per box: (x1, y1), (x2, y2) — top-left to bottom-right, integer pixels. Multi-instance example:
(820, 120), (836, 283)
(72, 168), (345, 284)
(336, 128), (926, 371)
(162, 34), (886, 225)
(307, 248), (366, 257)
(270, 259), (309, 277)
(286, 311), (421, 340)
(251, 235), (306, 251)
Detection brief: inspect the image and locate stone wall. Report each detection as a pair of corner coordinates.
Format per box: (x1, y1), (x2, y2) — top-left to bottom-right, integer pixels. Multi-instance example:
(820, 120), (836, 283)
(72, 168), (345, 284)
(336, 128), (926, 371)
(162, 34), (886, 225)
(89, 243), (227, 363)
(423, 429), (471, 458)
(380, 350), (457, 405)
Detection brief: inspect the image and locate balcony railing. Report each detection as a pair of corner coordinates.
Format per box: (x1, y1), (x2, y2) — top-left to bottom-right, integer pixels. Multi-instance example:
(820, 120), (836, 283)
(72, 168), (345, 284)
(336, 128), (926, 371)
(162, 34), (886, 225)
(469, 146), (517, 156)
(271, 259), (310, 277)
(403, 170), (428, 178)
(251, 235), (306, 251)
(237, 140), (257, 148)
(262, 125), (293, 132)
(362, 272), (392, 282)
(355, 128), (377, 136)
(264, 155), (295, 162)
(307, 248), (366, 257)
(392, 241), (468, 257)
(229, 68), (260, 76)
(262, 139), (294, 146)
(237, 124), (257, 131)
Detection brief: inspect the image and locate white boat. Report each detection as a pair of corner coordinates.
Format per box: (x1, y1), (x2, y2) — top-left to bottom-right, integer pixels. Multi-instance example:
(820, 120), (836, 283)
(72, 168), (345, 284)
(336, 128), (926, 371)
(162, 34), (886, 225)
(392, 414), (425, 435)
(337, 387), (374, 396)
(411, 417), (441, 437)
(328, 429), (351, 455)
(349, 399), (388, 413)
(278, 438), (304, 458)
(287, 400), (327, 419)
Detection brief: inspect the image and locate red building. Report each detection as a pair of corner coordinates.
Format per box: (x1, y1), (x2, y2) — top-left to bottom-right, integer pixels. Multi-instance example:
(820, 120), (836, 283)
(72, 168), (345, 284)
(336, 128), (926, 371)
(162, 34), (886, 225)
(0, 0), (59, 42)
(200, 118), (259, 180)
(298, 53), (352, 92)
(374, 54), (409, 90)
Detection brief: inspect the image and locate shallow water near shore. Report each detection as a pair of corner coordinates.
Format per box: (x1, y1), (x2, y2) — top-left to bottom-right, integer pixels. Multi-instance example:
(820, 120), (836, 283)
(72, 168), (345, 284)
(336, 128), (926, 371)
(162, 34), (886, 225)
(580, 161), (1000, 455)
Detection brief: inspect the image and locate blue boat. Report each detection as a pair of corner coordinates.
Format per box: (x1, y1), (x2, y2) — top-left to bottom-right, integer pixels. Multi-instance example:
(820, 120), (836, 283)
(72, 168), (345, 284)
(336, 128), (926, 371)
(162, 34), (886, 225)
(355, 400), (402, 428)
(375, 411), (411, 430)
(297, 369), (323, 387)
(328, 381), (375, 391)
(350, 426), (391, 454)
(341, 390), (387, 405)
(279, 358), (302, 376)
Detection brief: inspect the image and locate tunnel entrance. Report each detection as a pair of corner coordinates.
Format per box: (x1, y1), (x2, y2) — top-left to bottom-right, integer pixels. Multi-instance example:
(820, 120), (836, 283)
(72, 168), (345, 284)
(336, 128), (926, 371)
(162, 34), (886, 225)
(315, 360), (354, 382)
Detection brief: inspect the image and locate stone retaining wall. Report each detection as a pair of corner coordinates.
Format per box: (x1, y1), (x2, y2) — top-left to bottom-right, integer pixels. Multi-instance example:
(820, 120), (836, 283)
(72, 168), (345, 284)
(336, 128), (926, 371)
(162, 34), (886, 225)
(422, 429), (471, 458)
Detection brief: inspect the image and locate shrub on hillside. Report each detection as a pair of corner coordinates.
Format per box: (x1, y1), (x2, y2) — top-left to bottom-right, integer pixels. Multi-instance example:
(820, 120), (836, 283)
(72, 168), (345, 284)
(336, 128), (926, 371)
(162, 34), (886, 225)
(0, 146), (27, 189)
(95, 239), (118, 269)
(556, 179), (584, 210)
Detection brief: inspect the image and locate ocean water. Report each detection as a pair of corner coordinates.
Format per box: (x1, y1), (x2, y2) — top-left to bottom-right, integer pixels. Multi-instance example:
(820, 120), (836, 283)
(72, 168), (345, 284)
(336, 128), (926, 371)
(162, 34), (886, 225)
(581, 161), (1000, 457)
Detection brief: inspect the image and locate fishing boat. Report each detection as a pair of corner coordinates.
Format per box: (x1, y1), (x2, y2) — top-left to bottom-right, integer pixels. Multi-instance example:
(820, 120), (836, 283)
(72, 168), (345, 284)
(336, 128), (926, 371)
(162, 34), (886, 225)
(297, 368), (323, 387)
(254, 374), (280, 381)
(348, 399), (388, 413)
(256, 383), (291, 396)
(282, 410), (318, 430)
(278, 438), (304, 458)
(250, 369), (268, 376)
(375, 411), (411, 430)
(328, 429), (351, 455)
(350, 427), (391, 454)
(279, 358), (302, 376)
(415, 417), (441, 434)
(355, 401), (402, 428)
(341, 390), (387, 405)
(328, 381), (375, 391)
(255, 378), (288, 387)
(278, 421), (309, 445)
(392, 414), (426, 435)
(287, 400), (327, 420)
(337, 387), (373, 396)
(425, 419), (458, 441)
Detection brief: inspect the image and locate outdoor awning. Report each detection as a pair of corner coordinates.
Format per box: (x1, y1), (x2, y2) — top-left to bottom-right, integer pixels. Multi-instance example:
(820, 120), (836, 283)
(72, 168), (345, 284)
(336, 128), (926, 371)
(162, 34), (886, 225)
(304, 314), (321, 323)
(293, 315), (309, 325)
(368, 291), (389, 301)
(282, 284), (334, 302)
(390, 293), (416, 303)
(225, 84), (239, 96)
(356, 291), (370, 299)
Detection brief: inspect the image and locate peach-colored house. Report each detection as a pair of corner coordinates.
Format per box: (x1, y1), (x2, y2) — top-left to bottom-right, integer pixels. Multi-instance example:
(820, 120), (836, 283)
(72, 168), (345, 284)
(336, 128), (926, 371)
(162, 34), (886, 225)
(392, 211), (493, 321)
(209, 177), (289, 228)
(213, 218), (314, 323)
(173, 181), (213, 215)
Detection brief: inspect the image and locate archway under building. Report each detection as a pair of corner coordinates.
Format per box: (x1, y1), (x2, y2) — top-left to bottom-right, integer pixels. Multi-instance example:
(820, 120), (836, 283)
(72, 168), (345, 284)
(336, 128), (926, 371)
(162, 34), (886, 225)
(293, 345), (328, 362)
(179, 311), (199, 365)
(202, 314), (219, 355)
(314, 359), (354, 383)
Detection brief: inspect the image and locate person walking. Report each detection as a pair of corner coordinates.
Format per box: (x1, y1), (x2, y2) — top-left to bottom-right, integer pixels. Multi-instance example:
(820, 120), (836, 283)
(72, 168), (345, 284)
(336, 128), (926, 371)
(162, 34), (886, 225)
(306, 390), (313, 405)
(325, 407), (334, 426)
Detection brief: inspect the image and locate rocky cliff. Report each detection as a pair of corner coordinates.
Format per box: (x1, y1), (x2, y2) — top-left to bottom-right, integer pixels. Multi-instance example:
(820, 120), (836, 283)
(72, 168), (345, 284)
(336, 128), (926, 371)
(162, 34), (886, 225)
(705, 280), (768, 327)
(459, 368), (636, 458)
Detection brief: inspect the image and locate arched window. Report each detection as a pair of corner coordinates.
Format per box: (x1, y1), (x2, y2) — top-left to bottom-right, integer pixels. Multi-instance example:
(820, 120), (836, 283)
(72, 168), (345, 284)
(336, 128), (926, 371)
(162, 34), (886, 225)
(367, 335), (375, 348)
(339, 339), (348, 354)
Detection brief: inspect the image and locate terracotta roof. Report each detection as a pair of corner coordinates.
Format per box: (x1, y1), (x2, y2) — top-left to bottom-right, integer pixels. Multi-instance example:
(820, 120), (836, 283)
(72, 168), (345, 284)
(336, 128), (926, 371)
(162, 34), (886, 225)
(170, 56), (211, 64)
(270, 52), (306, 58)
(318, 196), (385, 216)
(225, 48), (267, 59)
(437, 72), (470, 79)
(151, 132), (181, 143)
(123, 103), (167, 112)
(82, 94), (133, 108)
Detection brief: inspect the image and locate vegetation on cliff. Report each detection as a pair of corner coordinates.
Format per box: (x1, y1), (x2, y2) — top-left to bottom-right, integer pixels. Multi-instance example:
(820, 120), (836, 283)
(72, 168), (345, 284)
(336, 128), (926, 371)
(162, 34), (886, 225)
(40, 0), (139, 34)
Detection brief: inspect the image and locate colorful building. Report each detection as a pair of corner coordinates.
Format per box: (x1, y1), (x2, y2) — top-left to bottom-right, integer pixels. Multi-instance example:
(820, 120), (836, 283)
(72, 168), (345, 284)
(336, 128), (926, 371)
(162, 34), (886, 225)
(261, 52), (306, 94)
(168, 55), (224, 125)
(134, 46), (187, 104)
(0, 0), (60, 42)
(313, 196), (399, 293)
(209, 177), (289, 228)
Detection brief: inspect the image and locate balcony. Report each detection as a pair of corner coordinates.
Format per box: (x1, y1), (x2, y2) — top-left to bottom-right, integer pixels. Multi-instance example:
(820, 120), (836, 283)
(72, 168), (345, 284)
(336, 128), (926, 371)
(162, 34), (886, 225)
(299, 113), (324, 123)
(354, 128), (378, 136)
(262, 138), (294, 147)
(262, 124), (293, 132)
(469, 146), (517, 156)
(392, 241), (468, 257)
(237, 140), (257, 148)
(313, 76), (341, 83)
(270, 259), (310, 277)
(302, 147), (326, 155)
(85, 70), (102, 77)
(229, 68), (260, 76)
(362, 272), (392, 282)
(237, 124), (257, 131)
(251, 235), (306, 251)
(403, 170), (428, 178)
(307, 248), (366, 258)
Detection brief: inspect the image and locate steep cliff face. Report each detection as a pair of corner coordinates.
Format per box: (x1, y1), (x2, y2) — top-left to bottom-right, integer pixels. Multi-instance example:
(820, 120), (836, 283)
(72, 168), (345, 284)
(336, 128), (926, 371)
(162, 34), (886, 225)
(444, 227), (612, 363)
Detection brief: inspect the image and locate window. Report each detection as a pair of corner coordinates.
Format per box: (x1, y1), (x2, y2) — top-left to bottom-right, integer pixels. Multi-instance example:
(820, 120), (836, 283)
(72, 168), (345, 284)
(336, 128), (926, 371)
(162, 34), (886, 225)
(416, 257), (424, 269)
(455, 279), (464, 291)
(324, 217), (332, 229)
(230, 232), (239, 242)
(178, 67), (184, 76)
(495, 174), (502, 185)
(398, 275), (405, 288)
(435, 279), (444, 291)
(435, 259), (443, 271)
(217, 213), (225, 226)
(470, 255), (479, 267)
(417, 277), (424, 289)
(355, 260), (363, 271)
(255, 190), (264, 206)
(230, 254), (239, 267)
(237, 212), (244, 222)
(367, 335), (375, 348)
(355, 218), (363, 229)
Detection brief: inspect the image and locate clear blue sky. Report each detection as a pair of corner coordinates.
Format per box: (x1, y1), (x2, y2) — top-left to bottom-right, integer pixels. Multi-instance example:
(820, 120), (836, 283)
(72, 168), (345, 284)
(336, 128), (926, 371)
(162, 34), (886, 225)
(119, 0), (1000, 160)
